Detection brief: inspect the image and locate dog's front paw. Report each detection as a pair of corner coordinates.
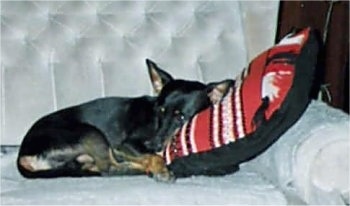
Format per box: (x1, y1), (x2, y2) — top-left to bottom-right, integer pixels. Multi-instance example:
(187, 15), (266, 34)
(152, 170), (176, 183)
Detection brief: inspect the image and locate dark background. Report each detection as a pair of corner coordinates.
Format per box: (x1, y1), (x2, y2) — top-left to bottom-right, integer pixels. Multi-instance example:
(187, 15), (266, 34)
(276, 1), (349, 113)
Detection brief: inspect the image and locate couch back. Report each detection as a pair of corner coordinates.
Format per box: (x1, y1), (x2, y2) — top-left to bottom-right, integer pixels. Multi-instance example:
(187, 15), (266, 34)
(1, 1), (279, 145)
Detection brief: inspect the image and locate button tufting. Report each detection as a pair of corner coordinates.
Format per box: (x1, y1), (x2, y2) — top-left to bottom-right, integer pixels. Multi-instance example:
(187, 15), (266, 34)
(47, 12), (55, 21)
(1, 1), (279, 145)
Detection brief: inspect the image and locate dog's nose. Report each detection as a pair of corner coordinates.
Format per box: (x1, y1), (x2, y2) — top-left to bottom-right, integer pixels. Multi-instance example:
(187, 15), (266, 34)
(144, 140), (153, 149)
(144, 140), (163, 152)
(144, 140), (156, 150)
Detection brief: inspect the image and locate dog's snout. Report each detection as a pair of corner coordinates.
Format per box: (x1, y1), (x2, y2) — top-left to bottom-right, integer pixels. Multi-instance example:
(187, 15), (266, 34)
(154, 145), (163, 153)
(144, 140), (162, 152)
(145, 139), (164, 152)
(144, 140), (153, 149)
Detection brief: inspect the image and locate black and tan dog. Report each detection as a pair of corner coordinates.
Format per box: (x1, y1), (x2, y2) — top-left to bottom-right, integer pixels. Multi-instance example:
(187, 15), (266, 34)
(17, 59), (231, 182)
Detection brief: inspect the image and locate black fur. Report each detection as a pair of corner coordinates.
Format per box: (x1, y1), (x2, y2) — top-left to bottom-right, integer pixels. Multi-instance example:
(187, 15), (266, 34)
(17, 59), (230, 179)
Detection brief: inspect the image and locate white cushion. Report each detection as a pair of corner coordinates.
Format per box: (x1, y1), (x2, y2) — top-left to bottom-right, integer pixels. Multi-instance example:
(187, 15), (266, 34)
(245, 101), (350, 205)
(1, 149), (287, 205)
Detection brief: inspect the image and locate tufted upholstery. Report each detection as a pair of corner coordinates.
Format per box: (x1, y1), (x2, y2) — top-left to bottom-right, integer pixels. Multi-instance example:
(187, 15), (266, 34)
(2, 2), (349, 205)
(1, 1), (279, 145)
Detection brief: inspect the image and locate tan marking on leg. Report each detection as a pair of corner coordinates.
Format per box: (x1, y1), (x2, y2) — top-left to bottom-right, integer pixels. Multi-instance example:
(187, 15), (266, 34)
(18, 155), (51, 171)
(19, 156), (36, 172)
(109, 148), (174, 181)
(81, 162), (100, 172)
(76, 154), (105, 173)
(76, 154), (94, 164)
(108, 148), (124, 169)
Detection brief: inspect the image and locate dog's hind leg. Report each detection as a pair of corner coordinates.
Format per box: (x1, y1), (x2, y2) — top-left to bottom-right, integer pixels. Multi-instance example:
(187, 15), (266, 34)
(18, 155), (51, 172)
(17, 124), (111, 178)
(78, 131), (116, 175)
(17, 147), (102, 178)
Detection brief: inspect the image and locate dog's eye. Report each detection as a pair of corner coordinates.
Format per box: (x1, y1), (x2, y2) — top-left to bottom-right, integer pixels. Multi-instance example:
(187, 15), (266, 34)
(174, 110), (182, 116)
(159, 107), (165, 113)
(174, 110), (185, 122)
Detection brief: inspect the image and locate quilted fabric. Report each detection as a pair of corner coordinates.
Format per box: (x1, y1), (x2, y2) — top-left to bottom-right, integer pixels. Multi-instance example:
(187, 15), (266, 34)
(0, 1), (279, 145)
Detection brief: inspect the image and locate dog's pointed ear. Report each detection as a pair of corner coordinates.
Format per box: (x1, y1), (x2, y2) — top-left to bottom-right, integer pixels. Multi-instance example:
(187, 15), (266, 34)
(146, 59), (174, 94)
(206, 79), (233, 104)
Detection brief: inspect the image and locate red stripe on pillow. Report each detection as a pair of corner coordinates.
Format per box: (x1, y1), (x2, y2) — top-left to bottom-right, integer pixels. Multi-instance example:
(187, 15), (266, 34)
(193, 109), (212, 153)
(240, 51), (268, 134)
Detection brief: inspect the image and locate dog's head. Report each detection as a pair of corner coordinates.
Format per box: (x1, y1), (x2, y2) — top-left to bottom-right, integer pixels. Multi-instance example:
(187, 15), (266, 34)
(146, 59), (232, 152)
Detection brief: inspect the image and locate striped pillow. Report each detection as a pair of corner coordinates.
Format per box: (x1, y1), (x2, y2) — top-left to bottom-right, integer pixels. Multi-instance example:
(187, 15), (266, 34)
(165, 28), (320, 177)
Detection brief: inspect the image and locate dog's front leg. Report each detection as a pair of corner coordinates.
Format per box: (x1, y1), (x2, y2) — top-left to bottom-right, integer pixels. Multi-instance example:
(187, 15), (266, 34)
(109, 149), (175, 182)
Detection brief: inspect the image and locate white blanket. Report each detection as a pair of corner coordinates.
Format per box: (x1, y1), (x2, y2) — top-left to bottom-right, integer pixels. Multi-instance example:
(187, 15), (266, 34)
(1, 150), (286, 205)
